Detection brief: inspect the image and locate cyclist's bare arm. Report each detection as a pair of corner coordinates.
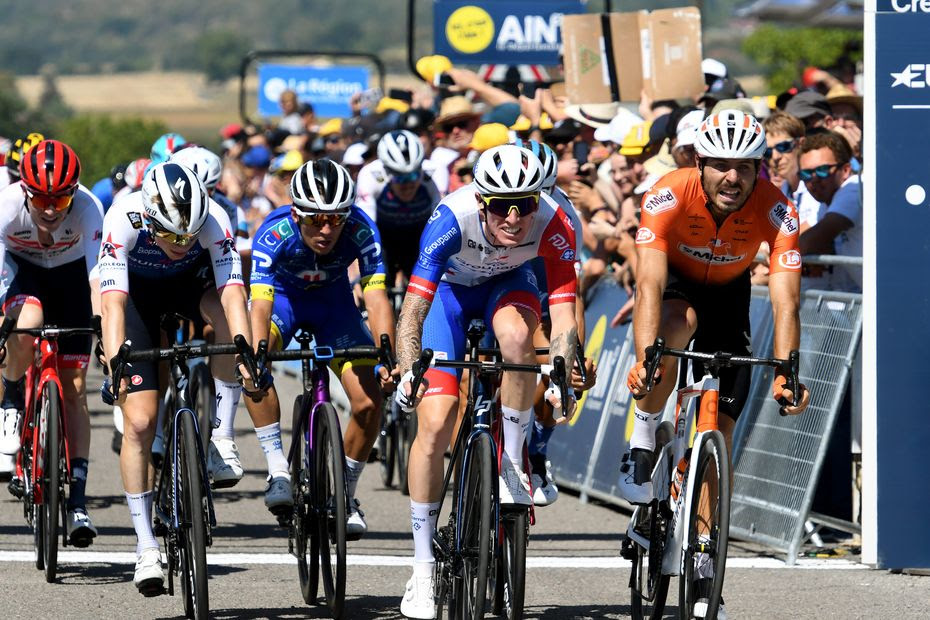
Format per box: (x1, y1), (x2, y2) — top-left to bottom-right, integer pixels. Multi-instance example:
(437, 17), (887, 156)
(363, 284), (397, 385)
(396, 293), (431, 376)
(101, 291), (129, 395)
(632, 247), (669, 361)
(768, 270), (810, 414)
(219, 284), (252, 346)
(248, 297), (274, 351)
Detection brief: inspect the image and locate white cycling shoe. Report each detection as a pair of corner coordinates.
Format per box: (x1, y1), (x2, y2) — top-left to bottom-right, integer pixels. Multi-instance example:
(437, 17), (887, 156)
(401, 570), (436, 619)
(529, 455), (559, 506)
(134, 547), (165, 596)
(346, 498), (367, 540)
(67, 509), (98, 547)
(0, 408), (22, 455)
(617, 448), (655, 505)
(499, 458), (532, 505)
(207, 437), (243, 488)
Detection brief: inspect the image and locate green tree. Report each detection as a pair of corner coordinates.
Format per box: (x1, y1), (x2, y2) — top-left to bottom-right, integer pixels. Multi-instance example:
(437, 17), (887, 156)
(742, 25), (863, 93)
(0, 73), (31, 138)
(197, 30), (253, 83)
(58, 115), (167, 185)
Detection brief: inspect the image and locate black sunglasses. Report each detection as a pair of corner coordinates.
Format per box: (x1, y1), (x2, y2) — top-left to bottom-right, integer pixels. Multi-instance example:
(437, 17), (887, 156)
(764, 139), (796, 159)
(440, 119), (471, 133)
(799, 162), (845, 181)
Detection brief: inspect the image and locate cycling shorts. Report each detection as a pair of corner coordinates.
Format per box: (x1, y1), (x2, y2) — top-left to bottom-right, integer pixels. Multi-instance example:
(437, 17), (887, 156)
(2, 257), (92, 368)
(422, 264), (541, 398)
(122, 254), (215, 393)
(664, 269), (752, 421)
(268, 280), (375, 372)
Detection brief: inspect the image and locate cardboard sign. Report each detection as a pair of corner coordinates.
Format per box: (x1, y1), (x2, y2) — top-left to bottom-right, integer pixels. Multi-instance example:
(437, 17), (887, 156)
(561, 7), (703, 103)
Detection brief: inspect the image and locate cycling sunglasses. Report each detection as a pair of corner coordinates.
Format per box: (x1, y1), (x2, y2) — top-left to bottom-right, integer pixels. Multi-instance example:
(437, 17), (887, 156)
(299, 211), (350, 228)
(763, 139), (796, 159)
(391, 170), (422, 184)
(25, 188), (75, 212)
(799, 162), (844, 181)
(480, 193), (540, 218)
(147, 218), (199, 247)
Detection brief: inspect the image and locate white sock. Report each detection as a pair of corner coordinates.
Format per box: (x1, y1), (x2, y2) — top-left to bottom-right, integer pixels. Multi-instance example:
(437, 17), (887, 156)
(630, 405), (662, 452)
(126, 491), (158, 556)
(345, 456), (365, 500)
(411, 500), (440, 565)
(255, 422), (289, 478)
(212, 378), (241, 440)
(501, 406), (532, 467)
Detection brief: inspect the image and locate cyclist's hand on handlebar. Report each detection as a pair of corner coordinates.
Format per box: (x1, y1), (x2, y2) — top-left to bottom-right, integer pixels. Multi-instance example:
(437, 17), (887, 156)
(375, 365), (399, 394)
(571, 357), (597, 392)
(773, 375), (810, 416)
(545, 383), (577, 425)
(627, 360), (662, 399)
(0, 345), (6, 367)
(236, 354), (273, 401)
(394, 370), (429, 413)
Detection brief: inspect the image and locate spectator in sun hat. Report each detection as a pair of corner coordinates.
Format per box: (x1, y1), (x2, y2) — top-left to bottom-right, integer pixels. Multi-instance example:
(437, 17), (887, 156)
(593, 108), (644, 148)
(317, 118), (346, 158)
(564, 102), (620, 129)
(468, 123), (511, 153)
(428, 95), (481, 194)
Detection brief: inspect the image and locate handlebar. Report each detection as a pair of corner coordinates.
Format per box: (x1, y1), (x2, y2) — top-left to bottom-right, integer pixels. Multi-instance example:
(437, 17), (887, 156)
(639, 337), (801, 414)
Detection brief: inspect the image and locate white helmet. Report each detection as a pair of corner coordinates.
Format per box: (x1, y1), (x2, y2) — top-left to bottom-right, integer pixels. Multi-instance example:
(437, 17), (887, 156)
(290, 158), (355, 214)
(694, 110), (767, 160)
(124, 158), (151, 191)
(169, 146), (222, 191)
(473, 145), (544, 196)
(512, 139), (558, 192)
(141, 162), (209, 236)
(377, 130), (424, 175)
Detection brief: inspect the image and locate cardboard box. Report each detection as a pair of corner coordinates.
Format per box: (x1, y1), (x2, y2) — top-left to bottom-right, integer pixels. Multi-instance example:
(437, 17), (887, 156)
(561, 7), (704, 103)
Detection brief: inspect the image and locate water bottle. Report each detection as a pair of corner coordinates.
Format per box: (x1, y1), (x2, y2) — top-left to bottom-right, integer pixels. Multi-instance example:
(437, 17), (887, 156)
(670, 448), (692, 504)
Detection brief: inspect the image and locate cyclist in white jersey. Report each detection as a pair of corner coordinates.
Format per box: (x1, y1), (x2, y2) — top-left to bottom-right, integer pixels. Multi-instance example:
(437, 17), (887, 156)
(98, 162), (267, 596)
(0, 140), (103, 546)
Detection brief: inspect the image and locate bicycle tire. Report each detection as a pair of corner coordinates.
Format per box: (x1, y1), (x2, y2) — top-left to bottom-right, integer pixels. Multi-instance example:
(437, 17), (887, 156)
(189, 363), (216, 455)
(452, 431), (494, 619)
(292, 395), (320, 605)
(23, 429), (42, 571)
(178, 411), (210, 620)
(378, 400), (395, 488)
(630, 421), (674, 620)
(399, 408), (416, 496)
(679, 430), (730, 620)
(491, 507), (527, 619)
(40, 382), (62, 583)
(315, 402), (347, 619)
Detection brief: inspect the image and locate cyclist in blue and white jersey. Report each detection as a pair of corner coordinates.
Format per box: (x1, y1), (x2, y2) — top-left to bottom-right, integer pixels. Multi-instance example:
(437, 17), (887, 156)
(245, 159), (395, 538)
(393, 145), (580, 619)
(98, 162), (265, 596)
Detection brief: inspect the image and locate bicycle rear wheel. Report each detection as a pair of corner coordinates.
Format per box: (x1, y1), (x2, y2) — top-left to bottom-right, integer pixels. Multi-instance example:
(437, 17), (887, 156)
(292, 395), (320, 605)
(679, 430), (729, 620)
(378, 400), (396, 488)
(178, 411), (210, 620)
(315, 402), (347, 619)
(490, 506), (527, 619)
(189, 363), (216, 455)
(38, 382), (62, 583)
(452, 431), (493, 619)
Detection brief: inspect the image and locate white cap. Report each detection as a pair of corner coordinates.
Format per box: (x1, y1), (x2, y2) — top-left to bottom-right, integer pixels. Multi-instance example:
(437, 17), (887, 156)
(342, 142), (369, 166)
(593, 108), (644, 144)
(675, 110), (706, 148)
(702, 58), (727, 79)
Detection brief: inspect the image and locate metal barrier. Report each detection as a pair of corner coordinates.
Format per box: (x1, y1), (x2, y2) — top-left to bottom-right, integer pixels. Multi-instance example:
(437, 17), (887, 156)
(550, 277), (862, 565)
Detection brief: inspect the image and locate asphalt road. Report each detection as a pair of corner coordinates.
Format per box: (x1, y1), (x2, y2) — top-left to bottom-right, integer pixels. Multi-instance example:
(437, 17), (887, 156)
(0, 368), (926, 619)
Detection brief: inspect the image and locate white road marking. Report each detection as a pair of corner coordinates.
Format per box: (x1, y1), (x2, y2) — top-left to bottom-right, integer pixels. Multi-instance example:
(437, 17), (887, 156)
(0, 550), (868, 570)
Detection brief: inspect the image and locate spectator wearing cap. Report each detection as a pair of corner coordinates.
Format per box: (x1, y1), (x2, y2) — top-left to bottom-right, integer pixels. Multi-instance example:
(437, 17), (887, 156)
(278, 90), (305, 135)
(317, 119), (346, 159)
(265, 150), (304, 208)
(698, 78), (746, 110)
(240, 144), (274, 233)
(429, 95), (481, 194)
(617, 121), (653, 189)
(798, 131), (861, 293)
(298, 102), (317, 134)
(341, 142), (371, 182)
(669, 109), (704, 168)
(702, 58), (728, 87)
(785, 91), (834, 131)
(762, 112), (821, 232)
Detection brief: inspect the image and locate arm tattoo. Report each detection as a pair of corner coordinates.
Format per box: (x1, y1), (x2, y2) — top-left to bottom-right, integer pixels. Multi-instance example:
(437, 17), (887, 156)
(397, 293), (432, 375)
(550, 327), (578, 381)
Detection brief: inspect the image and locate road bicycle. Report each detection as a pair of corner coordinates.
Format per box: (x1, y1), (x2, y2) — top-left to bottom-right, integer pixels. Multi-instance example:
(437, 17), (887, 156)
(0, 316), (100, 583)
(621, 337), (800, 620)
(377, 392), (416, 495)
(408, 319), (570, 620)
(267, 331), (393, 620)
(108, 333), (257, 619)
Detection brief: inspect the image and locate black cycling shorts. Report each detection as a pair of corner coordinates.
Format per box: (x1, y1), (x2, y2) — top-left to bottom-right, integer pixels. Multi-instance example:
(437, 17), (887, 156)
(3, 257), (92, 368)
(663, 269), (752, 421)
(122, 254), (215, 393)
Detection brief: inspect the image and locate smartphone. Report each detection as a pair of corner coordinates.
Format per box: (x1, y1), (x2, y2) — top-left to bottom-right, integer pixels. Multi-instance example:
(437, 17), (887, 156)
(434, 72), (456, 89)
(358, 87), (383, 109)
(572, 140), (589, 166)
(388, 88), (413, 103)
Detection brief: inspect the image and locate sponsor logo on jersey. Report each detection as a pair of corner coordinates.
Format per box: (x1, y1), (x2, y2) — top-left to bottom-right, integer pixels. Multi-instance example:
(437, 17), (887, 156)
(428, 208), (442, 223)
(768, 202), (799, 236)
(101, 279), (116, 288)
(548, 233), (571, 252)
(296, 269), (329, 284)
(778, 249), (802, 269)
(424, 228), (457, 255)
(131, 375), (143, 386)
(635, 227), (656, 244)
(678, 240), (745, 264)
(561, 248), (575, 261)
(127, 212), (144, 229)
(466, 238), (494, 254)
(214, 229), (236, 255)
(260, 218), (295, 248)
(100, 233), (123, 259)
(11, 229), (31, 238)
(642, 187), (677, 216)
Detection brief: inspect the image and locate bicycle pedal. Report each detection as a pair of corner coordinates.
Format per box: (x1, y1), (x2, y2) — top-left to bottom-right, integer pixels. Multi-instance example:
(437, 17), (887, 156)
(273, 510), (293, 529)
(139, 584), (167, 598)
(153, 518), (168, 538)
(7, 477), (24, 499)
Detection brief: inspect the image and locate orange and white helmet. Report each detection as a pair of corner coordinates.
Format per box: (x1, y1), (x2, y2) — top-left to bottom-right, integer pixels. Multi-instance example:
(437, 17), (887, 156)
(694, 110), (766, 160)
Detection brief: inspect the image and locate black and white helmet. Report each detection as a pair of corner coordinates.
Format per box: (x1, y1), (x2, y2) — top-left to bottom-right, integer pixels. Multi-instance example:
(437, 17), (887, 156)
(290, 158), (355, 214)
(473, 145), (544, 196)
(169, 146), (223, 191)
(377, 130), (424, 175)
(694, 110), (767, 160)
(141, 162), (210, 236)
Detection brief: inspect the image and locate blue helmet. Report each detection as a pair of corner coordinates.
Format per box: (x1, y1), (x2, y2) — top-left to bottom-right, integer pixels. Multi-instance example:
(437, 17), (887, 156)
(150, 132), (187, 165)
(512, 138), (557, 192)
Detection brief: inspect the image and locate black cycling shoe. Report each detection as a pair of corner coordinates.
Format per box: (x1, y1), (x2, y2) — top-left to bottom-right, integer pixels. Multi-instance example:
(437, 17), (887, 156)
(8, 476), (24, 499)
(111, 429), (122, 455)
(617, 448), (656, 505)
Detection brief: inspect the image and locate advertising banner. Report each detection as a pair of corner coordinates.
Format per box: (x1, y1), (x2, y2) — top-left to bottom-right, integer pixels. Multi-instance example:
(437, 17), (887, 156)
(434, 1), (586, 65)
(257, 64), (369, 118)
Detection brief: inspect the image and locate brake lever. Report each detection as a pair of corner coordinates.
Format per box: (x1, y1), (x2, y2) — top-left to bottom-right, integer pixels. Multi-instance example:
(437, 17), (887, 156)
(634, 337), (665, 401)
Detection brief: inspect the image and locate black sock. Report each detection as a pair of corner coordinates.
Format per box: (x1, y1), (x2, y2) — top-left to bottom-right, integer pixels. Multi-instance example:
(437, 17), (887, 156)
(0, 376), (25, 410)
(68, 458), (89, 512)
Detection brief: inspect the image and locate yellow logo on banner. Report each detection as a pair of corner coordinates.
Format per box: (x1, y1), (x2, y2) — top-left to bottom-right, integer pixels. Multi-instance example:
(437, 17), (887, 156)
(446, 6), (495, 54)
(571, 314), (607, 427)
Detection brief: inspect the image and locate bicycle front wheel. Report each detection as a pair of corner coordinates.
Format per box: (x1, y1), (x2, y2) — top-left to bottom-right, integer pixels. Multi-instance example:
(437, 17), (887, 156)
(38, 382), (63, 582)
(452, 431), (494, 619)
(292, 395), (320, 605)
(178, 411), (210, 620)
(491, 506), (527, 619)
(189, 363), (216, 455)
(315, 402), (347, 619)
(679, 430), (730, 620)
(378, 400), (395, 488)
